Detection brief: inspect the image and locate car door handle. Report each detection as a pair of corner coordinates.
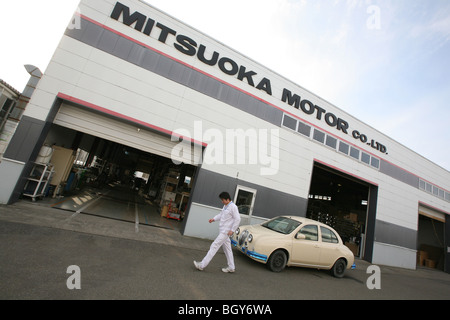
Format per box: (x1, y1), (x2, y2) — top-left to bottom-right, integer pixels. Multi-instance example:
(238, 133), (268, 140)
(314, 244), (320, 248)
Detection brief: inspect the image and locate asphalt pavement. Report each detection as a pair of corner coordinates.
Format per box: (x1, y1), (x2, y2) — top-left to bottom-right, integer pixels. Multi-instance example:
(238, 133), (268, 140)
(1, 201), (450, 301)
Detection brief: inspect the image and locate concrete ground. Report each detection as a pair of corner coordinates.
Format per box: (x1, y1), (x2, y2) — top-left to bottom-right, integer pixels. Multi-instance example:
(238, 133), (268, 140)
(35, 183), (182, 232)
(1, 200), (450, 300)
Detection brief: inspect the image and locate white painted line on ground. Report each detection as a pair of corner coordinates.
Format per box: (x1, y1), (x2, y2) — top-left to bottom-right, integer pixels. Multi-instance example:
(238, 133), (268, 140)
(135, 202), (139, 233)
(68, 190), (111, 220)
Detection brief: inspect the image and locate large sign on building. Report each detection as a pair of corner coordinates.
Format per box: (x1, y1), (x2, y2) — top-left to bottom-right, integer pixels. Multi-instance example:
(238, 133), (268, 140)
(110, 1), (388, 155)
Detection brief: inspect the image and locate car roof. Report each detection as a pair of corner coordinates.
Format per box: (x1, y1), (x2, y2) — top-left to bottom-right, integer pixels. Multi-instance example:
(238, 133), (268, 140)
(272, 216), (343, 241)
(280, 216), (334, 229)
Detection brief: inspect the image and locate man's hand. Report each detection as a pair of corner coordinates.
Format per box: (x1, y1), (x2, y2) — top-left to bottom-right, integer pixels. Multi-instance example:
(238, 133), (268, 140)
(227, 231), (234, 236)
(208, 219), (215, 223)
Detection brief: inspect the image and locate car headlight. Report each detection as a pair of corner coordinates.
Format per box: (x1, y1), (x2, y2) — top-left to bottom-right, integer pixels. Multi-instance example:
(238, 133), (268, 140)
(235, 228), (240, 235)
(248, 234), (253, 243)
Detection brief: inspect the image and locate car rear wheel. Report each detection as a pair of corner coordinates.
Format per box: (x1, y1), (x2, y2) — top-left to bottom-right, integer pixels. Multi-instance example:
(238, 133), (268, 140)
(267, 250), (287, 272)
(331, 258), (347, 278)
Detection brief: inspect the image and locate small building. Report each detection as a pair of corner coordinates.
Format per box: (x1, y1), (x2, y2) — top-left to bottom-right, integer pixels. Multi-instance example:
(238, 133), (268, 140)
(0, 79), (22, 158)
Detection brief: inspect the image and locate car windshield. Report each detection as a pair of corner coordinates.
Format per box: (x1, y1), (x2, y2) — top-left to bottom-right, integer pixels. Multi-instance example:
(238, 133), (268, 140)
(262, 217), (301, 235)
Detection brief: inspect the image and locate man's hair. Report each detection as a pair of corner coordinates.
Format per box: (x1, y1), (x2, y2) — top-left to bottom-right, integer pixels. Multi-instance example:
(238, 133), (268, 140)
(219, 192), (231, 200)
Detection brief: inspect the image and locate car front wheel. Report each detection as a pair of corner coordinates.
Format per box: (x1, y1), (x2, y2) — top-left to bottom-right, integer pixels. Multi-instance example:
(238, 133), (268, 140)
(331, 258), (347, 278)
(267, 250), (287, 272)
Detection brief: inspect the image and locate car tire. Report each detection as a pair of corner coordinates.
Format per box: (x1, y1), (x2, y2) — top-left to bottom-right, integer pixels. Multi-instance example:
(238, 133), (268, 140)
(267, 250), (287, 272)
(331, 258), (347, 278)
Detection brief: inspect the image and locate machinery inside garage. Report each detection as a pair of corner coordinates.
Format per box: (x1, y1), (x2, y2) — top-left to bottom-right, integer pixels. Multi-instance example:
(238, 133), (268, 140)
(22, 121), (197, 231)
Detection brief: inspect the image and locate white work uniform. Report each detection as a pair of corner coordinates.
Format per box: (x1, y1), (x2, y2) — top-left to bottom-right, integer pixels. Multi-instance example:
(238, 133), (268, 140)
(199, 201), (241, 270)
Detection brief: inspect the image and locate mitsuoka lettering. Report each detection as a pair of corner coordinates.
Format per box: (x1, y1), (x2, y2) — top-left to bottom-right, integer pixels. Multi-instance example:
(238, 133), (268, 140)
(111, 2), (273, 96)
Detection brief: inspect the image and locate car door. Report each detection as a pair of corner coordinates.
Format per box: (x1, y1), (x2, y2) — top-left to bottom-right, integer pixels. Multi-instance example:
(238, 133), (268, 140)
(319, 226), (340, 267)
(290, 224), (321, 266)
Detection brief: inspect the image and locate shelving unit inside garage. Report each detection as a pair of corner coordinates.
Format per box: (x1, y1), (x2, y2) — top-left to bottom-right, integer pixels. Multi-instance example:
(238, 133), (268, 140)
(22, 163), (54, 201)
(159, 168), (191, 221)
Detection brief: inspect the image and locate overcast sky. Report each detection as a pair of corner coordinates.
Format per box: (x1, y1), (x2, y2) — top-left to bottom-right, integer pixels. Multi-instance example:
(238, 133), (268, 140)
(1, 0), (450, 171)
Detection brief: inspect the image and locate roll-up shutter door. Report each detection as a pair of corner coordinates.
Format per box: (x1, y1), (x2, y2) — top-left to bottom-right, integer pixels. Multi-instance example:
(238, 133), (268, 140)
(54, 103), (199, 165)
(418, 204), (446, 223)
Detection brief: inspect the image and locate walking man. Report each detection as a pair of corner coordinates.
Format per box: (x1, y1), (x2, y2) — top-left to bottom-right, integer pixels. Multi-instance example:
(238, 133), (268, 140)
(194, 192), (241, 273)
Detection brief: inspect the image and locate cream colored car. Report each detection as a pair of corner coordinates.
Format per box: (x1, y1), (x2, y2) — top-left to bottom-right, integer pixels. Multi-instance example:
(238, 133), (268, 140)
(231, 216), (355, 277)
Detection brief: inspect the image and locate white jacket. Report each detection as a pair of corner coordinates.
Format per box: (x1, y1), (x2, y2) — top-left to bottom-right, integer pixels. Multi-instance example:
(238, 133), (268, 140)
(214, 201), (241, 234)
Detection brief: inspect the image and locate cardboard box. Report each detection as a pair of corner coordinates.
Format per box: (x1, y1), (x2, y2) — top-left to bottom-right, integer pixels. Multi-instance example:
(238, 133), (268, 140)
(345, 242), (359, 256)
(161, 205), (168, 217)
(349, 213), (358, 222)
(418, 250), (428, 266)
(425, 259), (436, 268)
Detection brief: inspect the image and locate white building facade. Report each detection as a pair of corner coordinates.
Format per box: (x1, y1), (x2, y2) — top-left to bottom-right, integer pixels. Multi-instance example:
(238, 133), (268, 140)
(1, 0), (449, 272)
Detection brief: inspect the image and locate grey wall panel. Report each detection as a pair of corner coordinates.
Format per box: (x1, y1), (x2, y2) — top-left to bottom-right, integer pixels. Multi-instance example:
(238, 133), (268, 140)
(141, 49), (160, 71)
(380, 160), (419, 188)
(5, 99), (62, 204)
(261, 104), (283, 127)
(0, 159), (25, 204)
(167, 60), (187, 83)
(203, 77), (222, 100)
(113, 37), (135, 61)
(3, 116), (46, 163)
(5, 117), (53, 204)
(374, 219), (417, 250)
(190, 169), (308, 220)
(80, 21), (104, 47)
(127, 44), (146, 66)
(154, 54), (174, 77)
(64, 18), (86, 41)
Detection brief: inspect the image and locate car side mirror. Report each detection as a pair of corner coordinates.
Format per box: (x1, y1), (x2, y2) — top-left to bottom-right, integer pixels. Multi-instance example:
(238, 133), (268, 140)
(295, 233), (306, 240)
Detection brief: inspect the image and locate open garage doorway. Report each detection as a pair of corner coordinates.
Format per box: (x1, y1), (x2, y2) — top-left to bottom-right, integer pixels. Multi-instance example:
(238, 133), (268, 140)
(22, 117), (198, 233)
(307, 162), (376, 259)
(417, 205), (446, 271)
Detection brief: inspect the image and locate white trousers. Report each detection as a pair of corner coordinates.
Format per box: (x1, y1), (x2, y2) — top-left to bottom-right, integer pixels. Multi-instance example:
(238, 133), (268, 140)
(200, 233), (235, 270)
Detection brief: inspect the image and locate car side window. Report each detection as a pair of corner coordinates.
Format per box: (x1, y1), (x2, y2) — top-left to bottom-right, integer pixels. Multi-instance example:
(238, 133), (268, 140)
(299, 225), (318, 241)
(320, 226), (339, 243)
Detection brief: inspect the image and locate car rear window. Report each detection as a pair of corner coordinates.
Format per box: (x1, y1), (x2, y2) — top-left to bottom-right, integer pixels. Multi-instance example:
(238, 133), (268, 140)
(320, 226), (339, 243)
